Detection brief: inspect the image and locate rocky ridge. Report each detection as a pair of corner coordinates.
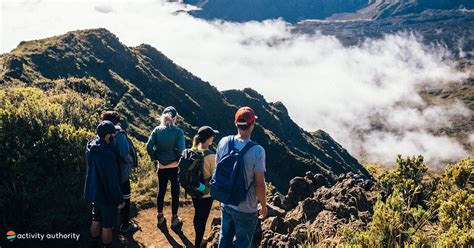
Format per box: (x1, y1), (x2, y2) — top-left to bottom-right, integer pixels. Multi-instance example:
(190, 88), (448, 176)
(206, 172), (377, 246)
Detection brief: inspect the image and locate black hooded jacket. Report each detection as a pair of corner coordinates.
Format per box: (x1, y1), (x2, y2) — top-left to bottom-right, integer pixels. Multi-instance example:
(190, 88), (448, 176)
(83, 138), (123, 206)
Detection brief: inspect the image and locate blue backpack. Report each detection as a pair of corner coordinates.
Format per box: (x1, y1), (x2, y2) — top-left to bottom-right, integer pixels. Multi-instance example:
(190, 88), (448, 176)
(210, 136), (257, 205)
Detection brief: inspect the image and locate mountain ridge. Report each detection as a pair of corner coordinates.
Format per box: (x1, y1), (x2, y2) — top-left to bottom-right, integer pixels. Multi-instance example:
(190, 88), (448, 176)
(183, 0), (474, 23)
(0, 28), (371, 192)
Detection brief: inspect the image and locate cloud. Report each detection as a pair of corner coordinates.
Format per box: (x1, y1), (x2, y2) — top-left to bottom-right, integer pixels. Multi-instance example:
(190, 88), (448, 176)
(94, 4), (113, 13)
(469, 133), (474, 145)
(364, 131), (468, 169)
(1, 0), (471, 167)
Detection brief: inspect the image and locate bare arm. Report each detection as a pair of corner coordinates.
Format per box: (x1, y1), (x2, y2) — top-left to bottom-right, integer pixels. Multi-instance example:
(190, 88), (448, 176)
(255, 172), (267, 219)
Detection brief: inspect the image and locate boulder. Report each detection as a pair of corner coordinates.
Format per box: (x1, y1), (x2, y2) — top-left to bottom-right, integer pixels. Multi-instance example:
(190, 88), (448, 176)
(290, 223), (308, 244)
(308, 210), (344, 240)
(272, 192), (292, 211)
(287, 177), (313, 208)
(312, 173), (329, 189)
(305, 172), (329, 191)
(285, 198), (323, 229)
(267, 203), (286, 218)
(300, 198), (324, 220)
(261, 232), (289, 247)
(288, 236), (298, 247)
(262, 217), (276, 231)
(262, 216), (291, 234)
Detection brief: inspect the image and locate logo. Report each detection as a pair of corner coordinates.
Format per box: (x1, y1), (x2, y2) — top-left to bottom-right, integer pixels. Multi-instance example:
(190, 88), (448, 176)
(6, 231), (16, 242)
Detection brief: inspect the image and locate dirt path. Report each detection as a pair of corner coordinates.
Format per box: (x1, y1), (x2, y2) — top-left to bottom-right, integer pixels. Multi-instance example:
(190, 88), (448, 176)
(117, 201), (221, 248)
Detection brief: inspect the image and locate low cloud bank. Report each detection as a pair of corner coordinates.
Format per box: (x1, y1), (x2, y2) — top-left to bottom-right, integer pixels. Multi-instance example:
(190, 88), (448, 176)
(2, 0), (471, 167)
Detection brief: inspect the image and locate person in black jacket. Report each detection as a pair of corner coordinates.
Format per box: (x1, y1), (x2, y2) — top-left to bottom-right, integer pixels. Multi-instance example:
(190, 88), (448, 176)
(84, 120), (125, 248)
(102, 111), (139, 233)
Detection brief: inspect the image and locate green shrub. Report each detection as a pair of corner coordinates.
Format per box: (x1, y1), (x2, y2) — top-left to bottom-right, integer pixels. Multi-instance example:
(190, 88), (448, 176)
(0, 86), (98, 231)
(435, 158), (473, 246)
(379, 155), (428, 206)
(0, 81), (161, 232)
(342, 156), (473, 247)
(342, 155), (436, 247)
(129, 137), (157, 209)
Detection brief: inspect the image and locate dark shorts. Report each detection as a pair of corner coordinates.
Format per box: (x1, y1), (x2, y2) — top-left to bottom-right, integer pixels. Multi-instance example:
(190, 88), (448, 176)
(92, 202), (118, 228)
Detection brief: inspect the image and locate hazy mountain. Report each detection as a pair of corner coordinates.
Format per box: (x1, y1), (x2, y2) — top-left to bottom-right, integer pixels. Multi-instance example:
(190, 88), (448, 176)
(183, 0), (368, 23)
(0, 28), (370, 192)
(183, 0), (473, 23)
(183, 0), (473, 58)
(296, 9), (474, 59)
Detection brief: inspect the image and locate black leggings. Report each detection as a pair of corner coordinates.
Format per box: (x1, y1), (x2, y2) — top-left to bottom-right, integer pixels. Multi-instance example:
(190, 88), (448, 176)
(192, 197), (213, 248)
(157, 167), (180, 215)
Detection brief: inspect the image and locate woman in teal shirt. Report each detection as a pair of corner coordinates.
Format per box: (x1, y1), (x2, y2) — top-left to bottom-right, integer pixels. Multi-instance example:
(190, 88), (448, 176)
(146, 106), (185, 229)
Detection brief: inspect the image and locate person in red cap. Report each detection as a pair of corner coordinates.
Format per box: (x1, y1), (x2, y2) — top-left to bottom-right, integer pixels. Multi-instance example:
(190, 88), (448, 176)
(214, 106), (267, 248)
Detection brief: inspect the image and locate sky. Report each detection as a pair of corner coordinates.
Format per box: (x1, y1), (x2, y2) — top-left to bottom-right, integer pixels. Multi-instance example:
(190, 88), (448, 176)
(2, 0), (472, 167)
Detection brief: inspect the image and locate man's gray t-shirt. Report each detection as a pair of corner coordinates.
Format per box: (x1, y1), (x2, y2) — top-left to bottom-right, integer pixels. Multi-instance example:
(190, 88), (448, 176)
(215, 135), (266, 213)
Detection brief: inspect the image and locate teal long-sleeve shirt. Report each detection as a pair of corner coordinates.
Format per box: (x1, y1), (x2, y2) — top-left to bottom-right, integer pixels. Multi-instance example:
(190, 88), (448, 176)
(146, 125), (185, 165)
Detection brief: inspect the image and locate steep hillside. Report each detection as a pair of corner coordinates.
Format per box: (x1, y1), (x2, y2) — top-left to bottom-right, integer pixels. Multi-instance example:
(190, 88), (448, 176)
(369, 0), (473, 19)
(183, 0), (369, 23)
(419, 64), (474, 153)
(183, 0), (473, 23)
(296, 9), (474, 59)
(0, 28), (370, 193)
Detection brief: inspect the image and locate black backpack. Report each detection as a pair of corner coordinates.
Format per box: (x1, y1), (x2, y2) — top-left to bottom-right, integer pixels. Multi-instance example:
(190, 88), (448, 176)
(119, 130), (139, 168)
(178, 149), (214, 198)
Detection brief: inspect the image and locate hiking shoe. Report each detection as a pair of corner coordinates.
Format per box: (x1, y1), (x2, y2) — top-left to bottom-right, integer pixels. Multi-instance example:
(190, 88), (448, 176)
(120, 223), (139, 233)
(170, 216), (183, 230)
(200, 237), (208, 248)
(87, 237), (100, 248)
(157, 214), (166, 228)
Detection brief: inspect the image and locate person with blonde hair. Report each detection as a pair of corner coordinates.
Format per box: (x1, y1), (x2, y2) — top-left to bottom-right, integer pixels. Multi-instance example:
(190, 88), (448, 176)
(146, 106), (185, 229)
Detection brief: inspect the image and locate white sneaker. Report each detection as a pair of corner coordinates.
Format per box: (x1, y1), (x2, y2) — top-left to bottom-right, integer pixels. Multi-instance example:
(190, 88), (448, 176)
(120, 223), (139, 233)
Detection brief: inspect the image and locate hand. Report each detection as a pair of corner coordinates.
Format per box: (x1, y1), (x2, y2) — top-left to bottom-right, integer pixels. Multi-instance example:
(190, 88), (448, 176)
(258, 203), (267, 220)
(155, 161), (161, 172)
(117, 202), (125, 209)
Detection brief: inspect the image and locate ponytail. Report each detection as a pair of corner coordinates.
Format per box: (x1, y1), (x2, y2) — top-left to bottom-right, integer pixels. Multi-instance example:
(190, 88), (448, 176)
(192, 135), (200, 150)
(159, 113), (176, 127)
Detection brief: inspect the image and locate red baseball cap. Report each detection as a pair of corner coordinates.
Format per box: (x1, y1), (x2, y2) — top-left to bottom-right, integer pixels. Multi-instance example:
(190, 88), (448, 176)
(235, 107), (258, 126)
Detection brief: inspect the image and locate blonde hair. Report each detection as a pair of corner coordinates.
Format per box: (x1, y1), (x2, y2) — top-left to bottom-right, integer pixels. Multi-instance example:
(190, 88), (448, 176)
(159, 113), (176, 127)
(192, 135), (201, 150)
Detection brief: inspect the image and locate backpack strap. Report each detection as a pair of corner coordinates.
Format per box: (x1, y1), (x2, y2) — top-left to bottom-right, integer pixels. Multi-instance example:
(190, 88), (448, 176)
(227, 135), (235, 153)
(237, 141), (258, 191)
(202, 149), (215, 157)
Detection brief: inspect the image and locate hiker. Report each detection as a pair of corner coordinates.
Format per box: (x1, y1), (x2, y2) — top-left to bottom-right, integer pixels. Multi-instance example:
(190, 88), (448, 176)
(211, 107), (267, 248)
(179, 126), (219, 248)
(146, 106), (185, 229)
(84, 120), (125, 248)
(102, 111), (139, 233)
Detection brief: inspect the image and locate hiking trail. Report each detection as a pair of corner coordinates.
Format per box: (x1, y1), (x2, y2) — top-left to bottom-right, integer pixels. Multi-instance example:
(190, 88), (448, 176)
(117, 201), (221, 248)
